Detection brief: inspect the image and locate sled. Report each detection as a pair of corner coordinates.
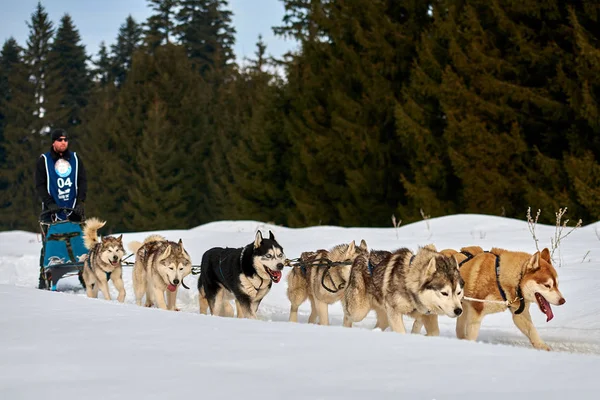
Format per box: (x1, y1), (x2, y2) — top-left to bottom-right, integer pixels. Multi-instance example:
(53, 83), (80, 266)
(38, 208), (87, 291)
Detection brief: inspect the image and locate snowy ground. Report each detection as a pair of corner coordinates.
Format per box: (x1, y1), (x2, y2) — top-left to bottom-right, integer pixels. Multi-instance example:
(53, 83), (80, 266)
(1, 214), (599, 399)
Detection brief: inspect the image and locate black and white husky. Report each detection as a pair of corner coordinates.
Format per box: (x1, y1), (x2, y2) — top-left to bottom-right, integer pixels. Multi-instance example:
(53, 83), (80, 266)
(198, 230), (285, 319)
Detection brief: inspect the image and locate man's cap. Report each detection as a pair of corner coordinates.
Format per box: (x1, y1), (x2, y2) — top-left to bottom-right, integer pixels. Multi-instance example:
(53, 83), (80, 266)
(51, 129), (68, 142)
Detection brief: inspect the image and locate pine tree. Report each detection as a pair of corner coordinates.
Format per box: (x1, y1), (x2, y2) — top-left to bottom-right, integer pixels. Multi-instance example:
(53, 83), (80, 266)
(0, 2), (62, 229)
(144, 0), (177, 51)
(395, 0), (600, 224)
(92, 41), (113, 86)
(98, 44), (207, 231)
(111, 16), (143, 87)
(48, 14), (91, 128)
(122, 97), (187, 231)
(0, 38), (21, 165)
(224, 37), (293, 224)
(0, 38), (22, 211)
(175, 0), (236, 76)
(280, 0), (433, 226)
(24, 1), (62, 135)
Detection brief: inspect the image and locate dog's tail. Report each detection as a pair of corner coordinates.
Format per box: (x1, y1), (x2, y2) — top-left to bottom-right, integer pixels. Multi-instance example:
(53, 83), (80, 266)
(144, 234), (166, 244)
(128, 241), (144, 254)
(82, 217), (106, 250)
(127, 234), (166, 254)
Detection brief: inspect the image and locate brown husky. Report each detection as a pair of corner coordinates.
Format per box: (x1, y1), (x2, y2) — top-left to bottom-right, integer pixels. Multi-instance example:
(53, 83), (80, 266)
(456, 247), (566, 350)
(343, 244), (464, 334)
(287, 240), (368, 325)
(128, 235), (192, 311)
(81, 218), (126, 302)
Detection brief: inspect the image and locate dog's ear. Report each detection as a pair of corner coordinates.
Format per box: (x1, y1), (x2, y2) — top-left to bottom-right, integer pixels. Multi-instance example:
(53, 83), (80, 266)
(346, 240), (356, 257)
(269, 230), (275, 241)
(451, 256), (460, 270)
(117, 234), (123, 243)
(423, 244), (437, 252)
(254, 231), (263, 248)
(359, 239), (368, 251)
(540, 248), (551, 264)
(158, 245), (172, 261)
(423, 257), (437, 278)
(527, 252), (541, 271)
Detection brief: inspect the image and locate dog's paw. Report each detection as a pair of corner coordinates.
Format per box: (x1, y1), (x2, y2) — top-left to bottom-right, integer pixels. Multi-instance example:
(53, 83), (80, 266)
(533, 342), (551, 351)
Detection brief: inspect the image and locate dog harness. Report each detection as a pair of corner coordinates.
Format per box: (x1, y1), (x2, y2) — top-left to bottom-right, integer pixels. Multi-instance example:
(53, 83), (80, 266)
(86, 245), (113, 281)
(457, 250), (474, 267)
(486, 252), (525, 314)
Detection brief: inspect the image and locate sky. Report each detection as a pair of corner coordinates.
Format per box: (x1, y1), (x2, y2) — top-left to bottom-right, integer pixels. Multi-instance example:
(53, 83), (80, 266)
(0, 0), (298, 64)
(1, 214), (600, 398)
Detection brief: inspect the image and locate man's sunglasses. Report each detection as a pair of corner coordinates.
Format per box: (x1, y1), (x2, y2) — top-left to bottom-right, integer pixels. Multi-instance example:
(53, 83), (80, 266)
(55, 138), (68, 142)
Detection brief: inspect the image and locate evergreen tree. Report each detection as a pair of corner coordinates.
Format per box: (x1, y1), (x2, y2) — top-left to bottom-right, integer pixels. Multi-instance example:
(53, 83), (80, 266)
(281, 0), (433, 226)
(0, 38), (22, 204)
(0, 38), (21, 165)
(111, 16), (143, 87)
(92, 41), (113, 86)
(100, 44), (207, 231)
(122, 97), (187, 231)
(0, 2), (62, 229)
(48, 14), (91, 128)
(396, 0), (599, 224)
(144, 0), (177, 51)
(223, 37), (293, 224)
(175, 0), (236, 75)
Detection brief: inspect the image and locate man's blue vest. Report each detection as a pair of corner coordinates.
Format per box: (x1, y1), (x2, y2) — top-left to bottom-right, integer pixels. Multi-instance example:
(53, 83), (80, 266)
(42, 151), (79, 221)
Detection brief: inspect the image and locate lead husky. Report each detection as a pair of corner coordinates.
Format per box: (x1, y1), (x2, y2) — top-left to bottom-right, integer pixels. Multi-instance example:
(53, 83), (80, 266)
(456, 247), (566, 350)
(81, 218), (126, 302)
(198, 230), (285, 319)
(128, 235), (192, 311)
(343, 244), (464, 334)
(287, 240), (368, 325)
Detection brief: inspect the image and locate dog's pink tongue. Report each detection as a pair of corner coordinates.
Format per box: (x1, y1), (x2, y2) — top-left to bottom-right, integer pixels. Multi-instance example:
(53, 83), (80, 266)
(538, 295), (554, 322)
(167, 284), (177, 292)
(272, 270), (282, 283)
(544, 303), (554, 322)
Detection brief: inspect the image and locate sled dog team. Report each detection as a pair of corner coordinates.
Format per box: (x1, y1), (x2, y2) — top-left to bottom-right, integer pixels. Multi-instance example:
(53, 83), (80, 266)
(80, 218), (566, 351)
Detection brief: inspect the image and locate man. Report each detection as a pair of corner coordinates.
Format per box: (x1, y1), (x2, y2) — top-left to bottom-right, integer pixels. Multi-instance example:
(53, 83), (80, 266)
(35, 128), (87, 222)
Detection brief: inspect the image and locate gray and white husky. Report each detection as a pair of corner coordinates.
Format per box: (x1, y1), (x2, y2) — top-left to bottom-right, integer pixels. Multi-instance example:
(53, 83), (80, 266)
(82, 218), (126, 302)
(128, 235), (192, 311)
(343, 244), (464, 334)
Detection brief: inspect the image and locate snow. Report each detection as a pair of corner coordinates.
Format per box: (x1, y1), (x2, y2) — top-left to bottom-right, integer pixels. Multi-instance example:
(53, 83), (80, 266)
(1, 214), (600, 399)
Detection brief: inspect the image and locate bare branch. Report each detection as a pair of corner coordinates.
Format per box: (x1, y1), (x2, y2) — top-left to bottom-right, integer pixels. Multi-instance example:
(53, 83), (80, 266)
(526, 207), (541, 252)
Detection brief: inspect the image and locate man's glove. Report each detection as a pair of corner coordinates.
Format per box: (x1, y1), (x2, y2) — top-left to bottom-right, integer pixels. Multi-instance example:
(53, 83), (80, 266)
(73, 203), (85, 217)
(47, 203), (60, 213)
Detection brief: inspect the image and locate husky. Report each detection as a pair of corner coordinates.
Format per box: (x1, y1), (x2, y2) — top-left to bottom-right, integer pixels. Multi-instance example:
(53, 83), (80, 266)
(343, 244), (464, 334)
(128, 235), (192, 311)
(81, 218), (126, 302)
(198, 230), (285, 319)
(456, 247), (566, 351)
(287, 240), (368, 325)
(412, 246), (484, 334)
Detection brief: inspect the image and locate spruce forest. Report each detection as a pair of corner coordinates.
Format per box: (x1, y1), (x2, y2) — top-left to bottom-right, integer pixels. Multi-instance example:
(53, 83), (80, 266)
(1, 0), (599, 233)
